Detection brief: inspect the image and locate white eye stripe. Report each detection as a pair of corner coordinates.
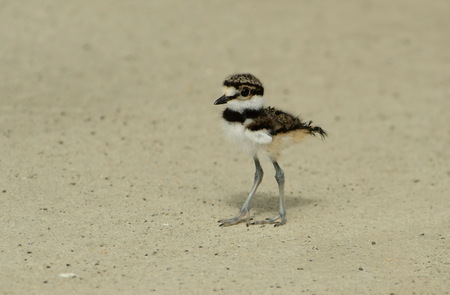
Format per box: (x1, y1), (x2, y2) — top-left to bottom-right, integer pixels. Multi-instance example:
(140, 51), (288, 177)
(223, 86), (238, 97)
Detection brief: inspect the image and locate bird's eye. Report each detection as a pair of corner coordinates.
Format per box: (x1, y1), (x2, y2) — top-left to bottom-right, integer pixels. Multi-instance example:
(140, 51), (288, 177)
(241, 87), (250, 97)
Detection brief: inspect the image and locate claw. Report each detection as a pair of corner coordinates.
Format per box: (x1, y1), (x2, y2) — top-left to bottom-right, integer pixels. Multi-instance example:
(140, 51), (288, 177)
(218, 213), (250, 227)
(218, 206), (251, 227)
(218, 219), (246, 227)
(250, 213), (286, 227)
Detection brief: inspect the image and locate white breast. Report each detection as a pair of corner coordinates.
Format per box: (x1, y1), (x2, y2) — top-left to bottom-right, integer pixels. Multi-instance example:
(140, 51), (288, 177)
(222, 121), (272, 156)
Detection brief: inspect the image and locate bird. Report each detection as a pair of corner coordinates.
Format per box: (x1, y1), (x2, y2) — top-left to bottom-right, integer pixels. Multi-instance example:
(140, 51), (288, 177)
(214, 73), (327, 227)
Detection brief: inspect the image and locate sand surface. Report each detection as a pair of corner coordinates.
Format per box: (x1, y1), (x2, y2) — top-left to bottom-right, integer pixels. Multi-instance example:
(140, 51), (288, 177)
(1, 1), (449, 294)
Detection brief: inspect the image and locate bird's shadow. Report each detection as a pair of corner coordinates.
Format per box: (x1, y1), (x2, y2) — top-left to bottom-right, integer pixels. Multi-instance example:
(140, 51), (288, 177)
(223, 191), (317, 214)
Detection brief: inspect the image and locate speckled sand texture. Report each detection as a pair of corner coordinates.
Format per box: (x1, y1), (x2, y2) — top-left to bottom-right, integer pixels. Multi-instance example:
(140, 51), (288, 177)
(1, 1), (449, 294)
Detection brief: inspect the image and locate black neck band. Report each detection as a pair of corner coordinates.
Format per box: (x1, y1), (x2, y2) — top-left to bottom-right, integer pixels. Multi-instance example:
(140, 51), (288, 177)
(222, 108), (263, 123)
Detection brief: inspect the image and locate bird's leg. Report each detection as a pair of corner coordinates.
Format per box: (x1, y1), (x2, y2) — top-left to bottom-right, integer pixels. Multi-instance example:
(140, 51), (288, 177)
(252, 160), (287, 227)
(218, 156), (263, 226)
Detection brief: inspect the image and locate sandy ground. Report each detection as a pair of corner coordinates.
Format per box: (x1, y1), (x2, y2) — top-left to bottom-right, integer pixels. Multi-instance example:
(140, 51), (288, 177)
(1, 1), (449, 294)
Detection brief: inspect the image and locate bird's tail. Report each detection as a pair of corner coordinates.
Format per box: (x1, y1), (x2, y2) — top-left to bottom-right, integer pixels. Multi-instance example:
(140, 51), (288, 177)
(303, 121), (327, 139)
(266, 121), (327, 159)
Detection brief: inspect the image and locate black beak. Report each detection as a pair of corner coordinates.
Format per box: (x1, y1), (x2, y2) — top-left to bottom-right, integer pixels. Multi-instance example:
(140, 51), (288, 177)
(214, 95), (232, 105)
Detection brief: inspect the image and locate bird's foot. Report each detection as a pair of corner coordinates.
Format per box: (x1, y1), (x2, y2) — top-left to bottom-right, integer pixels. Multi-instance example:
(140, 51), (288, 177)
(251, 213), (286, 227)
(218, 210), (251, 227)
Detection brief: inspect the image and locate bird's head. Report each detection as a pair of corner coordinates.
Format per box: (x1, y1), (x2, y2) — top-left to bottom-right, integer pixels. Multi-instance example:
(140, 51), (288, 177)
(214, 73), (265, 112)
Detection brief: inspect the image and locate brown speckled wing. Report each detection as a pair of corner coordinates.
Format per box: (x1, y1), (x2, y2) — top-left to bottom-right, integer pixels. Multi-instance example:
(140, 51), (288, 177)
(247, 107), (327, 138)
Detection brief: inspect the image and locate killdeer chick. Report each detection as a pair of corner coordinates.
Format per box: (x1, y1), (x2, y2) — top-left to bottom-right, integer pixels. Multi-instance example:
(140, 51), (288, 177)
(214, 73), (327, 227)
